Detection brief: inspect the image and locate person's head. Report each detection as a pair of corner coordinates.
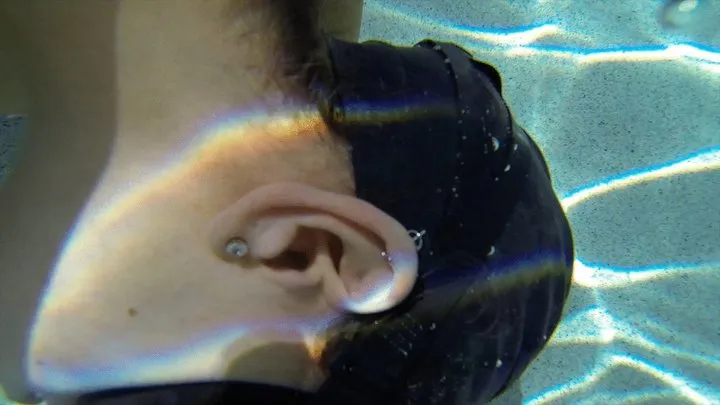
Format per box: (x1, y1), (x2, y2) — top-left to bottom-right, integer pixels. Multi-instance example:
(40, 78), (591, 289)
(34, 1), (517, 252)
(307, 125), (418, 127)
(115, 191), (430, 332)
(2, 2), (575, 404)
(0, 0), (420, 402)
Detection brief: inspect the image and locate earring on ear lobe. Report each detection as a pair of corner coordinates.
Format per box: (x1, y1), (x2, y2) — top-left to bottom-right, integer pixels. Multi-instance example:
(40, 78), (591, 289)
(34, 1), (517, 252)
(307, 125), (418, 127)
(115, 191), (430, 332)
(225, 237), (249, 258)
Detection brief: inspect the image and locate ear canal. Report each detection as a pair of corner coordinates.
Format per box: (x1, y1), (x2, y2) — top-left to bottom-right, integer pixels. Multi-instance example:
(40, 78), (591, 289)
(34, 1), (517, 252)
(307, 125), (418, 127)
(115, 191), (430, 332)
(324, 231), (345, 271)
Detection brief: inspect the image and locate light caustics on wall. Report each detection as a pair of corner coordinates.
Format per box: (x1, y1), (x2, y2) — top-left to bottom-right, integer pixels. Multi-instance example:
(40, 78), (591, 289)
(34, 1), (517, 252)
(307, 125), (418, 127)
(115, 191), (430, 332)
(368, 1), (720, 73)
(528, 148), (720, 405)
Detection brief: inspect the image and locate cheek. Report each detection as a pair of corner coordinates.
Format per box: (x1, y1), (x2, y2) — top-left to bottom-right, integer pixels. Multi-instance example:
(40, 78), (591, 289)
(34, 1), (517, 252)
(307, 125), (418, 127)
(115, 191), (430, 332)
(29, 198), (204, 352)
(26, 206), (252, 387)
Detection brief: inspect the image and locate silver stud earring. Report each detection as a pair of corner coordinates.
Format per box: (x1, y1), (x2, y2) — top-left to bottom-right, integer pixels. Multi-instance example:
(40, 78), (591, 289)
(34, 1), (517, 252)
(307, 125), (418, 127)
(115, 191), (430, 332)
(225, 237), (249, 258)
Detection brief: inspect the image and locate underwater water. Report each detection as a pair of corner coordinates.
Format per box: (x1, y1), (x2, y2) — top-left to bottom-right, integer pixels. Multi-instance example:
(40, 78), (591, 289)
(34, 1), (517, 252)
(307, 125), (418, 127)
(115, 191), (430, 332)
(0, 0), (718, 404)
(359, 0), (719, 403)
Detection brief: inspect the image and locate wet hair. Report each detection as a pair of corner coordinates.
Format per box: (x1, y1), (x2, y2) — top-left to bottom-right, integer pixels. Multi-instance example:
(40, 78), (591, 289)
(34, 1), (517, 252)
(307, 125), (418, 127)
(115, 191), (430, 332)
(220, 0), (334, 102)
(208, 0), (356, 197)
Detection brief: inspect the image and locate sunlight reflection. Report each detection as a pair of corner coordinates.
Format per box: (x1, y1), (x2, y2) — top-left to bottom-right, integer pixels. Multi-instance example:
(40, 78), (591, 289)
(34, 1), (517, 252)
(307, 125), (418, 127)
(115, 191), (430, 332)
(572, 260), (718, 289)
(366, 0), (720, 74)
(562, 146), (720, 212)
(366, 2), (589, 47)
(540, 145), (720, 403)
(528, 354), (716, 405)
(555, 307), (720, 370)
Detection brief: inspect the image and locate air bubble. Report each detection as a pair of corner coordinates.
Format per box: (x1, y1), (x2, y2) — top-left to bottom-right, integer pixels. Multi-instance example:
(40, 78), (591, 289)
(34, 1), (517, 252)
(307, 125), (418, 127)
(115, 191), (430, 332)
(660, 0), (719, 45)
(491, 137), (500, 151)
(661, 0), (699, 28)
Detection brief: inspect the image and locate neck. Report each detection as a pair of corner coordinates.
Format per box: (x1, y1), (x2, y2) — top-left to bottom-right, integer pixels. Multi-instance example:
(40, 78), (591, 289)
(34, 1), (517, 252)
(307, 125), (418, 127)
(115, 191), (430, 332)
(115, 1), (286, 138)
(117, 0), (327, 128)
(12, 0), (331, 180)
(13, 0), (328, 121)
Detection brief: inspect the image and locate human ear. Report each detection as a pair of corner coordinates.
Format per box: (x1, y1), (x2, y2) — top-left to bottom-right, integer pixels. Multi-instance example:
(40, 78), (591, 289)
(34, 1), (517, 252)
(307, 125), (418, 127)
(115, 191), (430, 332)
(206, 182), (418, 314)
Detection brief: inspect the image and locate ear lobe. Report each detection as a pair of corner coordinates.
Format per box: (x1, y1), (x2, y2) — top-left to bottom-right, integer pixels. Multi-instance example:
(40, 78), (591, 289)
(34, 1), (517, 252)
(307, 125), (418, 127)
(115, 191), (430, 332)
(207, 182), (419, 315)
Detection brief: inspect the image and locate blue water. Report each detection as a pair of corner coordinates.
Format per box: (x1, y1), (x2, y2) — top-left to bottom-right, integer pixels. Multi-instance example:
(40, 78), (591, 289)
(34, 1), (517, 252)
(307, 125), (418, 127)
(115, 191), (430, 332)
(1, 1), (718, 404)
